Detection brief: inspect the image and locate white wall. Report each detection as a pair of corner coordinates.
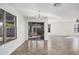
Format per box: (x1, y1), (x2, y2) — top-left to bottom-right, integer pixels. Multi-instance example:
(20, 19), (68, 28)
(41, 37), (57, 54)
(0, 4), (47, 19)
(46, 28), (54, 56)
(48, 17), (78, 36)
(0, 4), (26, 55)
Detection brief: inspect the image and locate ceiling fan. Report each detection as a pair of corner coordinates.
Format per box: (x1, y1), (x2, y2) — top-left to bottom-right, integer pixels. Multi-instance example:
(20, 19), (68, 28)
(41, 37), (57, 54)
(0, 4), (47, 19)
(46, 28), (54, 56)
(53, 3), (62, 7)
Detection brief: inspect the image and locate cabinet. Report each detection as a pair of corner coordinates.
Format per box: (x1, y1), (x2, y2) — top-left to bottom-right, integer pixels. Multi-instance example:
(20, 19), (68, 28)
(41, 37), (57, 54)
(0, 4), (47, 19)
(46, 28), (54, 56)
(0, 9), (17, 45)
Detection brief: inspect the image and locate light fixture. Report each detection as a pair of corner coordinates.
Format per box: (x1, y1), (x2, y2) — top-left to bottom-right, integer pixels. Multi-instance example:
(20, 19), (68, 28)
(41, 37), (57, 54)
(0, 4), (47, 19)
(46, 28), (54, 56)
(37, 10), (47, 20)
(53, 3), (62, 7)
(37, 10), (41, 20)
(76, 18), (79, 22)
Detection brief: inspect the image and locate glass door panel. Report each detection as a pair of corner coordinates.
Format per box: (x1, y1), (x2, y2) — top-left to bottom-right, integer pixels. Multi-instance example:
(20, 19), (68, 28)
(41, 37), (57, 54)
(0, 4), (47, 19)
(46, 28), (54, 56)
(6, 12), (16, 42)
(0, 10), (3, 45)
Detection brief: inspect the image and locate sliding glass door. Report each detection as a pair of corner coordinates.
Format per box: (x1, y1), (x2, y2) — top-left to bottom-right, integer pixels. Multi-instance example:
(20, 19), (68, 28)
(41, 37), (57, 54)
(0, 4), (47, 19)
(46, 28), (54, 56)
(0, 9), (17, 45)
(0, 9), (4, 45)
(6, 12), (17, 42)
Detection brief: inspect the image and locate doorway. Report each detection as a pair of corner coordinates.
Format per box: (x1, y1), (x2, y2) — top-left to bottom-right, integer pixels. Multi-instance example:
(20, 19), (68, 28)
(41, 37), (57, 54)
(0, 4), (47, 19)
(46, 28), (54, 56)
(28, 22), (44, 40)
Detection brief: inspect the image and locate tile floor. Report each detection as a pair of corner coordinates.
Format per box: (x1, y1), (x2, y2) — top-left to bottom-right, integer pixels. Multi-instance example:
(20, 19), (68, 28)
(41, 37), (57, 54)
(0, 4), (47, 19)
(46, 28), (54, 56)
(11, 36), (79, 55)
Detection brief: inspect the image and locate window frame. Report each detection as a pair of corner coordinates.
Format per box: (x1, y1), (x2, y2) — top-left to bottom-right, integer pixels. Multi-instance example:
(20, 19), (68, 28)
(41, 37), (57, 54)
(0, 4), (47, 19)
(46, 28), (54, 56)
(74, 24), (79, 32)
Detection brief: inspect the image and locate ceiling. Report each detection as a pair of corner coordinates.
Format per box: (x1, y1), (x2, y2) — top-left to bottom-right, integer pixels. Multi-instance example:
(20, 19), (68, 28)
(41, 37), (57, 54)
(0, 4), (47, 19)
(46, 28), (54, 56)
(8, 3), (79, 20)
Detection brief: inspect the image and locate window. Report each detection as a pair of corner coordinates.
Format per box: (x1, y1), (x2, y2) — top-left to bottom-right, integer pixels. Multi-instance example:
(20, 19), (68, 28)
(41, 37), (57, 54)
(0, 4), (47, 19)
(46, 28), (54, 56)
(48, 24), (51, 32)
(0, 9), (17, 45)
(74, 24), (79, 32)
(74, 18), (79, 33)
